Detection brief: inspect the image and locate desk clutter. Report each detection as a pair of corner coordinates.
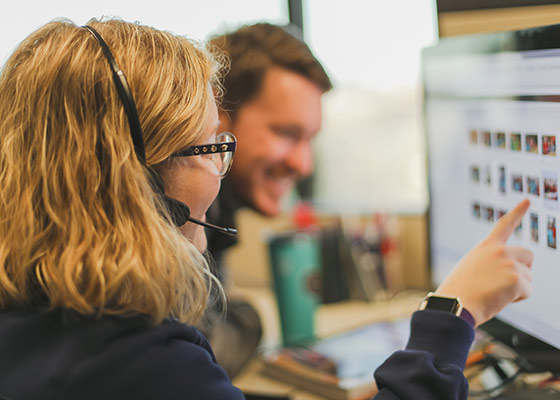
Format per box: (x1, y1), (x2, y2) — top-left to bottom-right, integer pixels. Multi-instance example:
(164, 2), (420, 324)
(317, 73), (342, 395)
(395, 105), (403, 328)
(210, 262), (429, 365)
(257, 314), (560, 400)
(465, 329), (560, 399)
(232, 291), (560, 400)
(266, 212), (404, 347)
(260, 318), (410, 400)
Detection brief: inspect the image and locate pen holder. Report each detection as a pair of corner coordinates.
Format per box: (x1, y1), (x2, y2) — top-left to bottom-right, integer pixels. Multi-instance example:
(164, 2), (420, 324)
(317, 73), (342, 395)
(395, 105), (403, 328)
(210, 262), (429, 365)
(268, 231), (321, 346)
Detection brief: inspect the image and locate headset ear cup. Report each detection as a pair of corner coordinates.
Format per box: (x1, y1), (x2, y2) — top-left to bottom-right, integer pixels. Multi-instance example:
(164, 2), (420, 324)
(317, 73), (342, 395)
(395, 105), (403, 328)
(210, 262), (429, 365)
(146, 167), (191, 227)
(162, 195), (191, 227)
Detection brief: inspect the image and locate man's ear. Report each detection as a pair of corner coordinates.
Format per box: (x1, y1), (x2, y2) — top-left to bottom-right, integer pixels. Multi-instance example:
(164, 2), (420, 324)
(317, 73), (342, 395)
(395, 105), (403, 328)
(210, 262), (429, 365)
(218, 110), (232, 132)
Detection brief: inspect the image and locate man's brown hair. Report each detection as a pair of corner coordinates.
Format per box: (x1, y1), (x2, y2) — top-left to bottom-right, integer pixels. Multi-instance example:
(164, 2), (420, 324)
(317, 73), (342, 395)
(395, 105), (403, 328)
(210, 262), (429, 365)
(209, 23), (332, 119)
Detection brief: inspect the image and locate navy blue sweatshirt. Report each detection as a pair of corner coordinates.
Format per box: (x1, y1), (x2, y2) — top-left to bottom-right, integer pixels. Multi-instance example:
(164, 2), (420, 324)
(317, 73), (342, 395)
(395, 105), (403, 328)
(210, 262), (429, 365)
(0, 309), (245, 400)
(0, 308), (473, 399)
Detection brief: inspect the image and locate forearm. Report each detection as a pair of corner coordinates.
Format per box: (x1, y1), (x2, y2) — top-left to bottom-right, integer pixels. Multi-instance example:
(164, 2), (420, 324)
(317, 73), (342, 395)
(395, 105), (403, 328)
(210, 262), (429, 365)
(373, 310), (474, 400)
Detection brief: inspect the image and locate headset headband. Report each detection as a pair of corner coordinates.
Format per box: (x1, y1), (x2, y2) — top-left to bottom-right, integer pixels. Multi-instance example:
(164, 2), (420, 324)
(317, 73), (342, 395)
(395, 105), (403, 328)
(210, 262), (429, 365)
(83, 25), (146, 164)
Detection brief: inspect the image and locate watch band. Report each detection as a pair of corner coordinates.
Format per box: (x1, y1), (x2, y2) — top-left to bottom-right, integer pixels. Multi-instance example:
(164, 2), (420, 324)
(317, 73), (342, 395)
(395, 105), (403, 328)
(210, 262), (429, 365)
(458, 307), (475, 327)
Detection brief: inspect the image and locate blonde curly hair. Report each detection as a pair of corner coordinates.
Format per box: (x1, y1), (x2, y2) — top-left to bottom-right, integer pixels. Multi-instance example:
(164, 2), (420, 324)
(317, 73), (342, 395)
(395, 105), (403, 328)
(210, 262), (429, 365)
(0, 18), (225, 324)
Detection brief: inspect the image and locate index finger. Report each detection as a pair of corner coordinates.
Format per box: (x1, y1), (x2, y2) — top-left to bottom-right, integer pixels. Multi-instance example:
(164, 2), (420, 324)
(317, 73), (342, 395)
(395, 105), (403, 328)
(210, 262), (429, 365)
(487, 199), (530, 243)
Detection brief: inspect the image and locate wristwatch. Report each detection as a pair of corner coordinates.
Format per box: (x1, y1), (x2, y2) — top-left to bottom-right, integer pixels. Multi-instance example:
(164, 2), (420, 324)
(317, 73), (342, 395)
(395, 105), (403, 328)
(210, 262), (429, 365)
(419, 292), (475, 327)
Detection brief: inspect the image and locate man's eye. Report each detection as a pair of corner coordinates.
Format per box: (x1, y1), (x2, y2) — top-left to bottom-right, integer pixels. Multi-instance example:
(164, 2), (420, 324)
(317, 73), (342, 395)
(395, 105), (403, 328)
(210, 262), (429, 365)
(272, 127), (300, 141)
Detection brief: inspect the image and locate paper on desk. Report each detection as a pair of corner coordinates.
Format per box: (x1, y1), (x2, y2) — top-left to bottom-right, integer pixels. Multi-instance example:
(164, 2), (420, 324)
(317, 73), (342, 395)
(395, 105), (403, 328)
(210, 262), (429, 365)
(311, 317), (410, 380)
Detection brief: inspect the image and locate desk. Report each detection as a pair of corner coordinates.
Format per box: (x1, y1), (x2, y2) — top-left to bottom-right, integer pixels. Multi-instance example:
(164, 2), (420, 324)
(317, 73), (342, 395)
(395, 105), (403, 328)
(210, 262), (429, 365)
(231, 288), (560, 399)
(231, 288), (424, 399)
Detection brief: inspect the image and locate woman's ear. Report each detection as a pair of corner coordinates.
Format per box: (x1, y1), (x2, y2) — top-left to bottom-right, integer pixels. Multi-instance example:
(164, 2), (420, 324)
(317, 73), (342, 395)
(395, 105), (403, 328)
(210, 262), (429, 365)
(218, 110), (232, 132)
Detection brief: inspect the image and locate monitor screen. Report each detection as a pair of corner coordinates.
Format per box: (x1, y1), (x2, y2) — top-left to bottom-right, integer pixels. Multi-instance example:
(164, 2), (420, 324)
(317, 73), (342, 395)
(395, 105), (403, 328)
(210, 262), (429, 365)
(422, 24), (560, 370)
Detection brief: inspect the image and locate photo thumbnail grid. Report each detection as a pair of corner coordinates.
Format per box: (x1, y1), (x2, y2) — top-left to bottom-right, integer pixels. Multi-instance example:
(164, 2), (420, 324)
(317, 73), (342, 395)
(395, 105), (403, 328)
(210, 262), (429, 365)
(468, 129), (559, 250)
(469, 129), (557, 156)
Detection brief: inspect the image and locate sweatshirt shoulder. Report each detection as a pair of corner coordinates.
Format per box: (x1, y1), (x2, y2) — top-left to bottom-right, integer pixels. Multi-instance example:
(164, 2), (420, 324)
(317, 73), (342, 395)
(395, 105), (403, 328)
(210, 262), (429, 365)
(61, 318), (245, 400)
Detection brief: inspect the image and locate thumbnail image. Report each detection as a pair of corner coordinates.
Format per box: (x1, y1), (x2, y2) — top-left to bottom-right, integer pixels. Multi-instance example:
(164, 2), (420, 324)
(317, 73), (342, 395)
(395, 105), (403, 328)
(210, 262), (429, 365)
(498, 166), (506, 194)
(512, 174), (523, 193)
(482, 206), (494, 222)
(483, 131), (492, 147)
(470, 130), (478, 145)
(525, 134), (538, 154)
(472, 203), (481, 219)
(494, 132), (506, 149)
(542, 135), (556, 156)
(527, 176), (540, 197)
(510, 133), (522, 151)
(547, 216), (557, 249)
(484, 165), (491, 186)
(515, 220), (523, 237)
(544, 172), (559, 204)
(470, 166), (480, 183)
(530, 213), (539, 243)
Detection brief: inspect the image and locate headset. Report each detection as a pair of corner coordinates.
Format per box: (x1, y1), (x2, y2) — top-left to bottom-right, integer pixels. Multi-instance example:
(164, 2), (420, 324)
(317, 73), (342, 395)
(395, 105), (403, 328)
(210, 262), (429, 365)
(83, 25), (236, 236)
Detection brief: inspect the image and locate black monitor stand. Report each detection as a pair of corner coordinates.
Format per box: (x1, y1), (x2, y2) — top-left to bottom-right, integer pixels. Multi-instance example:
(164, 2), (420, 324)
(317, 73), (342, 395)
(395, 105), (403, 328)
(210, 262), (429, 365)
(496, 388), (560, 399)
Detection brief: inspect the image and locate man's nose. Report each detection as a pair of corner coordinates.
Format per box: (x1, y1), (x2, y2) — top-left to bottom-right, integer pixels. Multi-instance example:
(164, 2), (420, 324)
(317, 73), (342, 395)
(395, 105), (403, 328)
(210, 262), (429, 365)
(285, 140), (313, 177)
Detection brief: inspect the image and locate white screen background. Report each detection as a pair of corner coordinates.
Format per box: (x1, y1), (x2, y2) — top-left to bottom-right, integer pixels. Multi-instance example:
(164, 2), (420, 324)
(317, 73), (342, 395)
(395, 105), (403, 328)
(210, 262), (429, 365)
(427, 97), (560, 348)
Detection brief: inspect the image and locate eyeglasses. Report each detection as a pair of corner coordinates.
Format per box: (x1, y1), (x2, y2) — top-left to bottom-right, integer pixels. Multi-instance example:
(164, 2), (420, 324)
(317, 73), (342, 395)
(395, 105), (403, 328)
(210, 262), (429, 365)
(171, 131), (237, 177)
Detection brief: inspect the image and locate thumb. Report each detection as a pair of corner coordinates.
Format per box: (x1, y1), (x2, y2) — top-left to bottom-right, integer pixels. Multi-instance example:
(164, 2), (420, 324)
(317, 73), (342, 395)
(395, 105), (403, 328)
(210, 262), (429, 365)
(487, 199), (530, 243)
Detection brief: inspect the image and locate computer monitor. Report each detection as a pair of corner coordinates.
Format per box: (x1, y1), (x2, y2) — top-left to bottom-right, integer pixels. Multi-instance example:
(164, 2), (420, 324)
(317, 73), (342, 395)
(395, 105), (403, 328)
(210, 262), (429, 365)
(422, 23), (560, 373)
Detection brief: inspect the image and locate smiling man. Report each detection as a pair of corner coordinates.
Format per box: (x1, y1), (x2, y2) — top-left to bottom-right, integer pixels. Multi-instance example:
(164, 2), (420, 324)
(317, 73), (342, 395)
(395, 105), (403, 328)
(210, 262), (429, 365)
(207, 23), (332, 259)
(201, 23), (332, 378)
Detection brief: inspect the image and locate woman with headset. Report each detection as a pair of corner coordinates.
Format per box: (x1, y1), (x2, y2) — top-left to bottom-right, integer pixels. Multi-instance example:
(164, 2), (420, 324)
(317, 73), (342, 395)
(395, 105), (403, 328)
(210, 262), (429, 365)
(0, 18), (243, 399)
(0, 18), (532, 400)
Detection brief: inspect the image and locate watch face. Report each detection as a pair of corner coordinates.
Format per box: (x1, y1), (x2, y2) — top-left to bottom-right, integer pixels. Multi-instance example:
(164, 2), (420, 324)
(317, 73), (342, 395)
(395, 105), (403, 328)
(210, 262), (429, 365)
(425, 296), (460, 313)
